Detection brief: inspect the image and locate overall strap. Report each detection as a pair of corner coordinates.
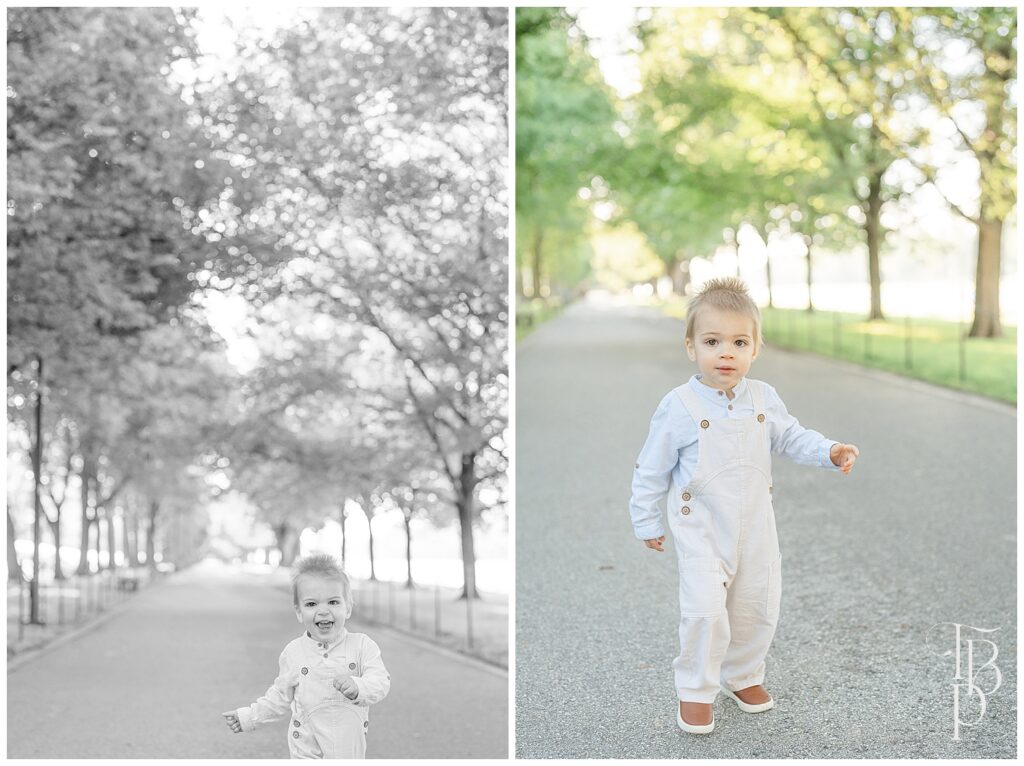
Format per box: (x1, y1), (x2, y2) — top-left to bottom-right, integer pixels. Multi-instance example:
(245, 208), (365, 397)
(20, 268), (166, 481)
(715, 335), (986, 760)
(748, 379), (767, 421)
(675, 384), (712, 432)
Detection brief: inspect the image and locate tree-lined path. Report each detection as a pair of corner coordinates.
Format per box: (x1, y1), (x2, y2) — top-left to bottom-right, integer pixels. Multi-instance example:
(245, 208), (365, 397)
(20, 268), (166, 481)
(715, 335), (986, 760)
(515, 295), (1015, 758)
(8, 559), (508, 758)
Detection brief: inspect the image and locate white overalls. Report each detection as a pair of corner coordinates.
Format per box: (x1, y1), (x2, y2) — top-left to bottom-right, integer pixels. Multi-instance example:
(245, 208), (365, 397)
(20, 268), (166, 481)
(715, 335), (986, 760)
(667, 380), (781, 704)
(237, 630), (390, 759)
(288, 632), (373, 759)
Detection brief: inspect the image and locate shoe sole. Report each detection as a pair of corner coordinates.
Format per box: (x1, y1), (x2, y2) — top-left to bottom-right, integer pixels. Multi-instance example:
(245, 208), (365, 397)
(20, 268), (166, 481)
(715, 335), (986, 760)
(677, 708), (714, 734)
(721, 686), (774, 713)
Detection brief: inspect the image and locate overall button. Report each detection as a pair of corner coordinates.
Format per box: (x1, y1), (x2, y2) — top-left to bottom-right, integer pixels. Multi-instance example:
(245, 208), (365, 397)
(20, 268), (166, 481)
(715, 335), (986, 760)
(757, 413), (765, 422)
(293, 720), (301, 728)
(700, 419), (710, 429)
(727, 404), (733, 410)
(349, 662), (357, 670)
(681, 506), (691, 515)
(323, 653), (328, 658)
(364, 721), (369, 728)
(301, 667), (308, 675)
(292, 731), (300, 739)
(681, 492), (691, 501)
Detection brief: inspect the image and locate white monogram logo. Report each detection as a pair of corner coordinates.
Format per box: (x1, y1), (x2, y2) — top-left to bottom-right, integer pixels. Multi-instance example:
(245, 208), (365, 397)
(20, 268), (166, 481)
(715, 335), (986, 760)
(927, 623), (1002, 741)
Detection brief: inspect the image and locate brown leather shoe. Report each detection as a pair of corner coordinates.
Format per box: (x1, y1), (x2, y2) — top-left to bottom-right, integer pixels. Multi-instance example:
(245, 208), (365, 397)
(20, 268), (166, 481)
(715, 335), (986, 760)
(722, 684), (773, 712)
(677, 701), (714, 733)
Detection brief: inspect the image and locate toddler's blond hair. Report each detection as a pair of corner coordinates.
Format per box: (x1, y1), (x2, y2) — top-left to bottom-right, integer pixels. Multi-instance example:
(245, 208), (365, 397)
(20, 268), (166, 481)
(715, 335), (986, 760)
(685, 277), (763, 350)
(292, 553), (354, 618)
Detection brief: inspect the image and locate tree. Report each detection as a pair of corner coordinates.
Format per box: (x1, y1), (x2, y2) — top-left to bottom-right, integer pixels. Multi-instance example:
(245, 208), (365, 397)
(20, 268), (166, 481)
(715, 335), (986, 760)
(207, 7), (509, 598)
(516, 7), (621, 298)
(887, 8), (1017, 337)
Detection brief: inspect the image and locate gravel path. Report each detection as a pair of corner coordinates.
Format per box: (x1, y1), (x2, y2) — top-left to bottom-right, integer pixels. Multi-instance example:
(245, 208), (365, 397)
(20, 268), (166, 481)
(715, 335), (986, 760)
(515, 294), (1016, 758)
(7, 559), (508, 758)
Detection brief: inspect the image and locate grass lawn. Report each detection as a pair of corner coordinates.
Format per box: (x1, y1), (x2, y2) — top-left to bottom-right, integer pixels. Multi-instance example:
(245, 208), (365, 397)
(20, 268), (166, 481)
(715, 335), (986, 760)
(655, 296), (1016, 405)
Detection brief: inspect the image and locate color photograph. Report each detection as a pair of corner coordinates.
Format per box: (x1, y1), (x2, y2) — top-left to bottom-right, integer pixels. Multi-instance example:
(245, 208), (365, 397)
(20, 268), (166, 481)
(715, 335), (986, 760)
(515, 7), (1015, 758)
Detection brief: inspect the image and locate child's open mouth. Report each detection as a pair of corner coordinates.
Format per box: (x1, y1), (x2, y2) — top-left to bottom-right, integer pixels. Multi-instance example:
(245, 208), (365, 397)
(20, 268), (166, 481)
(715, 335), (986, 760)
(316, 621), (334, 630)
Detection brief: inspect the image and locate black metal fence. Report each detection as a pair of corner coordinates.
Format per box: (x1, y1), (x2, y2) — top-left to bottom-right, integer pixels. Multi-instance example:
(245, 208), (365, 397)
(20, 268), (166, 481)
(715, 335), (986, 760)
(351, 578), (508, 668)
(7, 568), (156, 655)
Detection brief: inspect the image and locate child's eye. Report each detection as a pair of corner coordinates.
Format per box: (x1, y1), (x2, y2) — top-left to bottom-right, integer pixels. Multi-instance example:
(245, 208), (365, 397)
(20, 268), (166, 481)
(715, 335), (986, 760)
(329, 600), (340, 605)
(736, 339), (747, 347)
(705, 339), (717, 346)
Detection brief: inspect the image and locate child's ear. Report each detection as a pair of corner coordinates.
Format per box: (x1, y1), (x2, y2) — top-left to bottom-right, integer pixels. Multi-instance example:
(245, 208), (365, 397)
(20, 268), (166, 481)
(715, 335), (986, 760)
(685, 337), (696, 361)
(295, 607), (303, 623)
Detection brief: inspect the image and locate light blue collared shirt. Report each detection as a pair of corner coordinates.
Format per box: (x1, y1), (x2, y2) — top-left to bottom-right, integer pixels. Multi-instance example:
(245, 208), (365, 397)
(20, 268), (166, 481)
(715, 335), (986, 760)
(629, 375), (839, 541)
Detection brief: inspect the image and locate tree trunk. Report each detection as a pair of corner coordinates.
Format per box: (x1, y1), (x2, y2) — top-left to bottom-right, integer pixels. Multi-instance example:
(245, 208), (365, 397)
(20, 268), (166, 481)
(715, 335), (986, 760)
(146, 500), (159, 570)
(865, 171), (885, 320)
(671, 254), (689, 295)
(804, 233), (815, 313)
(969, 217), (1003, 338)
(128, 507), (140, 565)
(47, 516), (64, 580)
(404, 512), (413, 589)
(457, 451), (479, 600)
(7, 506), (22, 581)
(764, 247), (775, 309)
(120, 509), (132, 568)
(107, 508), (118, 569)
(366, 513), (377, 581)
(273, 523), (298, 567)
(75, 460), (93, 575)
(531, 228), (543, 299)
(94, 509), (104, 570)
(339, 504), (347, 566)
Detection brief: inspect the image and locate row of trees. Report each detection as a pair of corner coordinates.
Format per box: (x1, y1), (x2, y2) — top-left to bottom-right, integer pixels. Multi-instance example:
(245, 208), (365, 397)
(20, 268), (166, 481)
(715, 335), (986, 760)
(7, 7), (508, 599)
(516, 7), (1016, 337)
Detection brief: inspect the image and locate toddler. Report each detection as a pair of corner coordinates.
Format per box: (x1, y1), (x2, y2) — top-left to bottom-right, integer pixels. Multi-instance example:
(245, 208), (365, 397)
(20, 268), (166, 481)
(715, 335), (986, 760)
(222, 554), (391, 758)
(629, 277), (858, 734)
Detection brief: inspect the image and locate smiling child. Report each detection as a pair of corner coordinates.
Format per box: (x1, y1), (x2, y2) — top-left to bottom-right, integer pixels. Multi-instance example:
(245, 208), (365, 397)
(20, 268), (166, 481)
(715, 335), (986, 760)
(222, 554), (391, 758)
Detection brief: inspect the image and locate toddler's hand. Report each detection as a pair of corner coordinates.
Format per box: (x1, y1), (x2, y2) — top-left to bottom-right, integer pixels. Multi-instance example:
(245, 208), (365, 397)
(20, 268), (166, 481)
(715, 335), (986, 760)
(830, 443), (860, 474)
(334, 675), (359, 700)
(222, 711), (242, 734)
(644, 536), (666, 553)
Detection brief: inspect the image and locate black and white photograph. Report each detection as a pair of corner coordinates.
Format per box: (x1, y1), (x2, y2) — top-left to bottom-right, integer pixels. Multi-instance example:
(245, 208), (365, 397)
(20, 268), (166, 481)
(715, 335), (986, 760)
(7, 6), (509, 759)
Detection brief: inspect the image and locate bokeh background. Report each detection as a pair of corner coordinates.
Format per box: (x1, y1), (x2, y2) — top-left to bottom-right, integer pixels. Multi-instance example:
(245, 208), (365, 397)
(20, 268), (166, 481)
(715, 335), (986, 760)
(516, 6), (1015, 402)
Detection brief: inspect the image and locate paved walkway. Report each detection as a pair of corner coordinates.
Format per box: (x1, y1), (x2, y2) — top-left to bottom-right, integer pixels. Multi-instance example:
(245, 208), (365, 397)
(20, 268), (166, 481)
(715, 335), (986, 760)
(7, 559), (508, 758)
(515, 295), (1016, 758)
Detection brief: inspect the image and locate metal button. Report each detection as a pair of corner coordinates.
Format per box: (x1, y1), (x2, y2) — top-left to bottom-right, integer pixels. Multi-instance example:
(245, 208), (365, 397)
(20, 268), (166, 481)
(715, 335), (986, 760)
(323, 653), (328, 658)
(757, 413), (765, 422)
(292, 731), (300, 739)
(301, 667), (308, 675)
(700, 419), (710, 429)
(682, 492), (691, 501)
(717, 390), (724, 395)
(681, 506), (691, 515)
(294, 720), (301, 728)
(727, 404), (733, 410)
(364, 721), (369, 728)
(349, 662), (357, 670)
(635, 463), (639, 469)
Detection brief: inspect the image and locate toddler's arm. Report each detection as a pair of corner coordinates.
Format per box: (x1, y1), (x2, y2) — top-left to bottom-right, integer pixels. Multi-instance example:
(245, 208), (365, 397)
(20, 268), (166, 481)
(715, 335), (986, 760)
(630, 393), (695, 542)
(765, 384), (848, 471)
(229, 650), (296, 732)
(348, 635), (391, 706)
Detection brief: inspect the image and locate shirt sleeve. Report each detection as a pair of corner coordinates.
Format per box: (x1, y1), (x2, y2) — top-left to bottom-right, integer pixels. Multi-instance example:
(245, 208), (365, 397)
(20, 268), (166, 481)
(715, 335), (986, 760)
(765, 384), (840, 471)
(352, 636), (391, 706)
(628, 392), (695, 541)
(236, 649), (297, 731)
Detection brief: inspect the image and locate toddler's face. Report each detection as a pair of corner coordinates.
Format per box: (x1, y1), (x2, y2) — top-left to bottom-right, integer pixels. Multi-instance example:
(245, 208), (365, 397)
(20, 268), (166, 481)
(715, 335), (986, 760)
(685, 306), (759, 391)
(294, 575), (349, 644)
